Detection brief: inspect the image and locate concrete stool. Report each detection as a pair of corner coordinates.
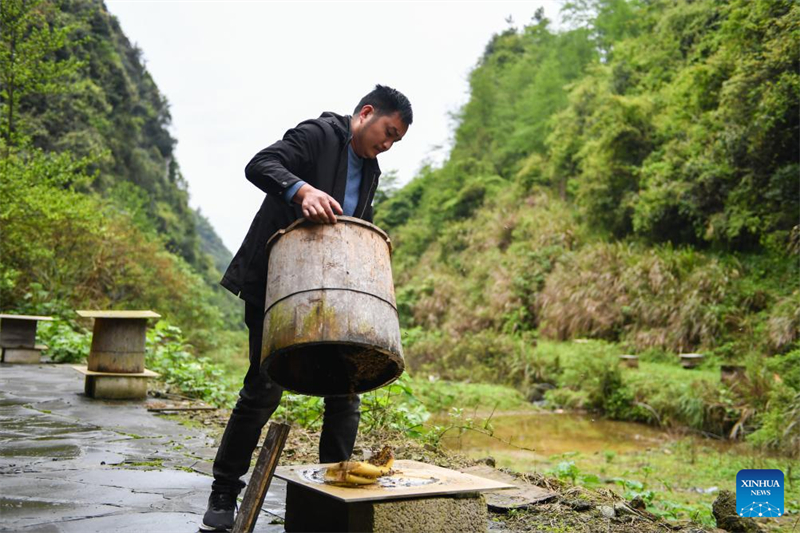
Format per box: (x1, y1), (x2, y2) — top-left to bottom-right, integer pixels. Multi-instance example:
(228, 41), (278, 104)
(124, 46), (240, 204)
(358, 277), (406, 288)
(276, 460), (513, 533)
(679, 353), (705, 369)
(619, 355), (639, 368)
(0, 314), (53, 363)
(72, 310), (160, 400)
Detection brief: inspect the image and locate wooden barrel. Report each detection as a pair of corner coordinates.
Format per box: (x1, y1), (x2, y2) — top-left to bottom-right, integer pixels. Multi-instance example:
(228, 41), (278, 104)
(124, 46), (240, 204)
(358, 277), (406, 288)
(261, 217), (404, 396)
(86, 318), (147, 373)
(0, 319), (37, 348)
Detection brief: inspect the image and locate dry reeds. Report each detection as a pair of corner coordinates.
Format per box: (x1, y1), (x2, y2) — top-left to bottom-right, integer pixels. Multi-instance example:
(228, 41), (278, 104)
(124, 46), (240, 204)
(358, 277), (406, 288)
(538, 243), (734, 352)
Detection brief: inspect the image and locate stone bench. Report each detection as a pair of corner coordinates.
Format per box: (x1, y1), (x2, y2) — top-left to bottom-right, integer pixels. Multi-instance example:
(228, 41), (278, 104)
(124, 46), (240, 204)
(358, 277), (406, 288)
(72, 310), (160, 400)
(619, 355), (639, 369)
(679, 353), (705, 369)
(0, 314), (54, 364)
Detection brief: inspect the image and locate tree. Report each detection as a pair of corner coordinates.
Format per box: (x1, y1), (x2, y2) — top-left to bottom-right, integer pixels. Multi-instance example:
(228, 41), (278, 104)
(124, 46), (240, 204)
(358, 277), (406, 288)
(0, 0), (81, 151)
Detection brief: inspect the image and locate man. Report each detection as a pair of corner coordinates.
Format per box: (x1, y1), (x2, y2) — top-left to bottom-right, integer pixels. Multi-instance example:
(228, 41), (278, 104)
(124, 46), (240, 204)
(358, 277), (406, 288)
(201, 85), (412, 532)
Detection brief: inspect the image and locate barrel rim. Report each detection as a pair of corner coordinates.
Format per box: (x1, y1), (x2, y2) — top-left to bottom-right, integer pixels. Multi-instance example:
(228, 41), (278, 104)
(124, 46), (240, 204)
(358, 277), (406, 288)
(262, 339), (405, 396)
(265, 216), (393, 256)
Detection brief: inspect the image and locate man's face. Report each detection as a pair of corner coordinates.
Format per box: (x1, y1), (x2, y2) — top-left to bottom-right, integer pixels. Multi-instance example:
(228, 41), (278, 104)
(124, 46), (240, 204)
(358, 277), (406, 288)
(352, 106), (408, 159)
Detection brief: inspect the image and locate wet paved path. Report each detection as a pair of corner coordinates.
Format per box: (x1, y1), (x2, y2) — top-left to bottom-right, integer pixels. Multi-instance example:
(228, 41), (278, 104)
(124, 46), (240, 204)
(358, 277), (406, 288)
(0, 363), (285, 532)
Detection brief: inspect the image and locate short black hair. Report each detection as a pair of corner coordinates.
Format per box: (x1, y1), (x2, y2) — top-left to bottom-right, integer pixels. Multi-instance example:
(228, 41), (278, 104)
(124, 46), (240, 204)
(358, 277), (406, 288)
(354, 85), (413, 126)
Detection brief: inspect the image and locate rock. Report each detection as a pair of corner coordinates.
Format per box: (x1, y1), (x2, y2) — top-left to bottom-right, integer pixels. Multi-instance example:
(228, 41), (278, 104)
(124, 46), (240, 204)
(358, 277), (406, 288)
(562, 498), (592, 512)
(629, 495), (646, 510)
(478, 457), (496, 468)
(353, 447), (368, 460)
(614, 502), (636, 515)
(712, 490), (762, 532)
(598, 505), (615, 518)
(526, 383), (556, 402)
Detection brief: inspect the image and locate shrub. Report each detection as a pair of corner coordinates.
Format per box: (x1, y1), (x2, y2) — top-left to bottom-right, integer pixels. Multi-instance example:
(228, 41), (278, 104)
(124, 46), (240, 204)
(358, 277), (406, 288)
(38, 319), (91, 363)
(0, 149), (224, 346)
(766, 291), (800, 353)
(538, 242), (736, 352)
(747, 385), (800, 458)
(145, 321), (238, 407)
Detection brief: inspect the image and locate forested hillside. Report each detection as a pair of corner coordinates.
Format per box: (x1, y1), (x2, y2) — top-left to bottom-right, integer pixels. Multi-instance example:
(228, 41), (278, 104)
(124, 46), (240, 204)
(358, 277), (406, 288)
(0, 0), (241, 346)
(378, 0), (798, 450)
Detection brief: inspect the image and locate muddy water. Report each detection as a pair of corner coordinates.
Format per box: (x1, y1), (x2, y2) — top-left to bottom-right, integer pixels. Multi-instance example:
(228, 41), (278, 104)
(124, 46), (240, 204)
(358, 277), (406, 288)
(434, 411), (729, 460)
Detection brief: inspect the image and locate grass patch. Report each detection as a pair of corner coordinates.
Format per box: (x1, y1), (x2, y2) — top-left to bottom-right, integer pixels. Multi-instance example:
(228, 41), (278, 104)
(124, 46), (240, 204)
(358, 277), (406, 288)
(408, 376), (532, 414)
(122, 459), (164, 469)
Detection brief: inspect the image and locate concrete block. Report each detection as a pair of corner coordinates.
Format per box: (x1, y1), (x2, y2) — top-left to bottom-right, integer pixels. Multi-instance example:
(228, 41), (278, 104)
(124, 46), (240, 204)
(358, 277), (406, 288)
(3, 348), (42, 364)
(72, 366), (159, 401)
(84, 375), (149, 400)
(284, 482), (487, 533)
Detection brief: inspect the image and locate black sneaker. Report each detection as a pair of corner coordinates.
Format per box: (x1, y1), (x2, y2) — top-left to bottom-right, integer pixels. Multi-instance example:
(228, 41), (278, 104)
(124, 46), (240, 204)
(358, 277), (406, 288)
(199, 490), (238, 532)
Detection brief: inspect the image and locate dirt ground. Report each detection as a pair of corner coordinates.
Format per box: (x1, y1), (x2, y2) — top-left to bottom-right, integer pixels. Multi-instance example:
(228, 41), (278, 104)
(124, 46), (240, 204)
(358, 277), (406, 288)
(180, 406), (733, 533)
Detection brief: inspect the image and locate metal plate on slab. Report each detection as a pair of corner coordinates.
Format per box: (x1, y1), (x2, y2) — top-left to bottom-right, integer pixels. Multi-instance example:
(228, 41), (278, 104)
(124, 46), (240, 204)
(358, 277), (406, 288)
(274, 460), (514, 503)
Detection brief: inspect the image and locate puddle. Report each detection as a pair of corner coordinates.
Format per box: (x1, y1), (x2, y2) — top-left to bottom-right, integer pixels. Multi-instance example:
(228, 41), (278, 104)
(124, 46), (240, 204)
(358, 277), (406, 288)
(0, 414), (96, 438)
(0, 496), (121, 522)
(0, 496), (78, 516)
(435, 411), (691, 457)
(0, 441), (82, 458)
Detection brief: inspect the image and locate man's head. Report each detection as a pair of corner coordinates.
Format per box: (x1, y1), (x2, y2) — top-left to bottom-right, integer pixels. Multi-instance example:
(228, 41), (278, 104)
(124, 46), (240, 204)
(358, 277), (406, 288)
(350, 85), (412, 159)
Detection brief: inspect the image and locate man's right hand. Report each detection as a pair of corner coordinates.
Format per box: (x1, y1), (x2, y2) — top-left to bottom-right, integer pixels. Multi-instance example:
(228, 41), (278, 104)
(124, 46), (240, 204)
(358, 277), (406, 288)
(293, 184), (343, 224)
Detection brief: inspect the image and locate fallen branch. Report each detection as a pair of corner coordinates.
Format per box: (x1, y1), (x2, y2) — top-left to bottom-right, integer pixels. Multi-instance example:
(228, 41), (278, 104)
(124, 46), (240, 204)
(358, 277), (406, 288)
(147, 406), (217, 412)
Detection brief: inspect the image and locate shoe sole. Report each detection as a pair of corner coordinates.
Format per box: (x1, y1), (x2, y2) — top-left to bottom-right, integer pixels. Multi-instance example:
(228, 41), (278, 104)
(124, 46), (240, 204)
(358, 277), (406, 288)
(199, 522), (231, 532)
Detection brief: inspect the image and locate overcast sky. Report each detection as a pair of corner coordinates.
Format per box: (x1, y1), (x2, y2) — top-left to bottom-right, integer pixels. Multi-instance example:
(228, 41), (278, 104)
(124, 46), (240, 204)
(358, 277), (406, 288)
(105, 1), (563, 252)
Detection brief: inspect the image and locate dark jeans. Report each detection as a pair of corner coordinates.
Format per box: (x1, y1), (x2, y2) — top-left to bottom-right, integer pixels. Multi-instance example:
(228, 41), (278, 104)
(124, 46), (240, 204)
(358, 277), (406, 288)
(211, 302), (361, 493)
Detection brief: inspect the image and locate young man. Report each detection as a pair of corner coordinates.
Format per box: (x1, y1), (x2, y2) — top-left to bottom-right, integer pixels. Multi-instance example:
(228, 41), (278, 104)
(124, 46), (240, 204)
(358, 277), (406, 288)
(201, 85), (412, 532)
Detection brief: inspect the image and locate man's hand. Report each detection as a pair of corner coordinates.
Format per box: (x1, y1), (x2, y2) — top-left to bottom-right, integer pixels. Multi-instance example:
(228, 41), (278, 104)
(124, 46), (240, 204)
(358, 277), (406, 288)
(293, 184), (343, 224)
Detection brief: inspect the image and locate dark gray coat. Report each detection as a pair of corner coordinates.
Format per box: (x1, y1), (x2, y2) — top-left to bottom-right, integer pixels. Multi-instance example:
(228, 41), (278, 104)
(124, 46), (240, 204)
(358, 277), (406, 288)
(221, 112), (381, 308)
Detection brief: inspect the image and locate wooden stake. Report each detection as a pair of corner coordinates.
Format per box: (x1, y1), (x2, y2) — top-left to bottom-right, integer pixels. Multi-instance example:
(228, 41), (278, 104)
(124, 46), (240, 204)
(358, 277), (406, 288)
(232, 422), (291, 533)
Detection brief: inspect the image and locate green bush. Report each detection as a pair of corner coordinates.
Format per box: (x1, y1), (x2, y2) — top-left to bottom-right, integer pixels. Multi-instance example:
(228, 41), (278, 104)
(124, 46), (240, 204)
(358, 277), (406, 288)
(145, 321), (238, 407)
(0, 149), (226, 348)
(38, 319), (91, 364)
(747, 384), (800, 458)
(768, 349), (800, 391)
(360, 374), (431, 438)
(273, 372), (431, 439)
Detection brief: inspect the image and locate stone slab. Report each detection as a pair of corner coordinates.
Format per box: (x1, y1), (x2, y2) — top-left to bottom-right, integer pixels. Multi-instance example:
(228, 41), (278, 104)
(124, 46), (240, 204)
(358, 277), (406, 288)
(0, 314), (54, 321)
(460, 465), (558, 510)
(76, 310), (161, 319)
(0, 364), (283, 532)
(276, 460), (513, 503)
(71, 365), (159, 378)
